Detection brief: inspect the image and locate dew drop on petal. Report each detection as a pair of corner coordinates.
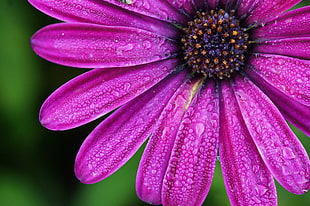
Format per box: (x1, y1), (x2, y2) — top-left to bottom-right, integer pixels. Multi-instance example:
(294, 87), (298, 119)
(143, 40), (152, 49)
(111, 90), (120, 97)
(194, 123), (205, 137)
(252, 164), (260, 174)
(282, 147), (296, 160)
(123, 82), (131, 91)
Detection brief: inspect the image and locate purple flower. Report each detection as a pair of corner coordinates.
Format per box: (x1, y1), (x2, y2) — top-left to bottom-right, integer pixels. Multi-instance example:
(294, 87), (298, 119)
(29, 0), (310, 205)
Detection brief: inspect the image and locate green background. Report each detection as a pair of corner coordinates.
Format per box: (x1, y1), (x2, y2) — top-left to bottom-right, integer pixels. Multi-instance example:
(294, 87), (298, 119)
(0, 0), (309, 205)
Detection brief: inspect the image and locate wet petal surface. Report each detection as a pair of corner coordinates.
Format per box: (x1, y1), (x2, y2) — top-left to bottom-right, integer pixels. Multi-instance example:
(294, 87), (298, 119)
(248, 54), (310, 107)
(220, 80), (277, 206)
(254, 38), (310, 60)
(40, 59), (178, 130)
(162, 81), (219, 206)
(136, 77), (203, 205)
(254, 6), (310, 39)
(166, 0), (196, 15)
(233, 76), (310, 194)
(28, 0), (179, 38)
(242, 0), (301, 24)
(237, 0), (258, 18)
(31, 23), (177, 68)
(246, 67), (310, 137)
(93, 0), (187, 24)
(75, 70), (187, 184)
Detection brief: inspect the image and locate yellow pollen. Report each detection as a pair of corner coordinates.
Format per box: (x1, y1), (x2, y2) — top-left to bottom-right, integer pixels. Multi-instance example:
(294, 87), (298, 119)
(195, 43), (202, 49)
(230, 39), (236, 43)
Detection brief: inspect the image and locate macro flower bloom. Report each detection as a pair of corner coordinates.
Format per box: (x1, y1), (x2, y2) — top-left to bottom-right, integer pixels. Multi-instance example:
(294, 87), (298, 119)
(29, 0), (310, 205)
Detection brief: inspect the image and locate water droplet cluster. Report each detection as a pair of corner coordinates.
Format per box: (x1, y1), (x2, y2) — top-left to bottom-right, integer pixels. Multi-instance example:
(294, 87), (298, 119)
(181, 9), (251, 79)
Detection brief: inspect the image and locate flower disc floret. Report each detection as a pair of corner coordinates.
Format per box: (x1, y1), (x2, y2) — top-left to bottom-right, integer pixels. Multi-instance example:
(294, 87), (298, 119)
(181, 9), (251, 79)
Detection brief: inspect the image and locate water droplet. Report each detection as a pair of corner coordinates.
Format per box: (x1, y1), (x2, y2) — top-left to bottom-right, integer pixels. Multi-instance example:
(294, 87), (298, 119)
(123, 83), (131, 91)
(111, 90), (120, 97)
(142, 40), (152, 49)
(252, 164), (260, 173)
(255, 184), (269, 196)
(187, 178), (194, 184)
(118, 0), (133, 4)
(194, 123), (205, 137)
(174, 180), (181, 187)
(282, 147), (296, 160)
(121, 43), (134, 51)
(142, 1), (150, 9)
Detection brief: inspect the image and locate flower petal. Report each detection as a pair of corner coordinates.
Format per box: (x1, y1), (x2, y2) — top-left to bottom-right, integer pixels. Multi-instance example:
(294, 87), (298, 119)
(40, 59), (179, 130)
(246, 53), (310, 136)
(74, 70), (187, 184)
(237, 0), (257, 18)
(248, 54), (310, 107)
(254, 6), (310, 39)
(219, 0), (240, 10)
(28, 0), (179, 38)
(31, 23), (177, 68)
(166, 0), (196, 15)
(207, 0), (218, 9)
(246, 67), (310, 137)
(254, 38), (310, 60)
(242, 0), (301, 24)
(162, 81), (219, 206)
(91, 0), (187, 24)
(136, 77), (203, 205)
(220, 80), (277, 206)
(233, 76), (310, 194)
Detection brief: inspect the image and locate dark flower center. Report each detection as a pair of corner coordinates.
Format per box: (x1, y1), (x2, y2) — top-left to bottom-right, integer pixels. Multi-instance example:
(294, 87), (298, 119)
(181, 9), (251, 79)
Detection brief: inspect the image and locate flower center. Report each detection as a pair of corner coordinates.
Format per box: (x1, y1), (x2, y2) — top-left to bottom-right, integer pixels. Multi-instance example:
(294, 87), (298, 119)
(181, 9), (251, 79)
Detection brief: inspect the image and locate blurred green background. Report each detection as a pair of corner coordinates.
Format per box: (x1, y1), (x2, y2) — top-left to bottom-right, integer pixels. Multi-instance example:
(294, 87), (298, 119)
(0, 0), (309, 205)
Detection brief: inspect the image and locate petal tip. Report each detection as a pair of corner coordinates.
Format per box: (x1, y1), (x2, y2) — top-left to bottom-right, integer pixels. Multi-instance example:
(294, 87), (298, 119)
(39, 113), (62, 131)
(74, 162), (97, 184)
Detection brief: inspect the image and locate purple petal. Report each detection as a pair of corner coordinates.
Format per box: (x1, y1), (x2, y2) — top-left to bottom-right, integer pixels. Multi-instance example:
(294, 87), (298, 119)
(40, 59), (179, 130)
(74, 70), (187, 184)
(136, 77), (204, 205)
(246, 67), (310, 137)
(248, 54), (310, 107)
(28, 0), (179, 38)
(242, 0), (301, 24)
(220, 81), (277, 206)
(88, 0), (187, 24)
(162, 81), (219, 206)
(219, 0), (239, 10)
(237, 0), (258, 18)
(166, 0), (196, 15)
(31, 23), (177, 68)
(254, 6), (310, 39)
(254, 38), (310, 59)
(233, 76), (310, 194)
(207, 0), (218, 9)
